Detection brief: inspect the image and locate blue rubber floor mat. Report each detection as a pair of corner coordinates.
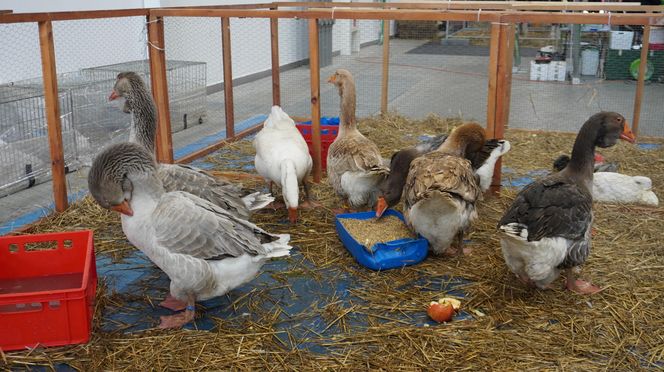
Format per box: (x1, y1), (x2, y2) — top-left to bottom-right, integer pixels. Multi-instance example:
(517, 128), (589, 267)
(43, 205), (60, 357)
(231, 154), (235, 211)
(96, 249), (471, 354)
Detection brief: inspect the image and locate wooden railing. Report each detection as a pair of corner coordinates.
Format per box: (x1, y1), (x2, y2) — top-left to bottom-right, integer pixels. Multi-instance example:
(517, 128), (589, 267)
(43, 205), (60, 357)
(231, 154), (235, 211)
(0, 2), (662, 215)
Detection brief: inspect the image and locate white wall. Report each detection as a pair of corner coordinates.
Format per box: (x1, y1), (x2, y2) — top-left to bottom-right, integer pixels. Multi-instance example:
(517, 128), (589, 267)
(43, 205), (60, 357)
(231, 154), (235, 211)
(0, 0), (386, 86)
(0, 0), (149, 84)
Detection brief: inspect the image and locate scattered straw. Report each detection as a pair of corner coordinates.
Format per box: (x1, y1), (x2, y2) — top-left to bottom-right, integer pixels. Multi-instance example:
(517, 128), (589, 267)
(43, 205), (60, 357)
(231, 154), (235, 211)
(7, 112), (664, 370)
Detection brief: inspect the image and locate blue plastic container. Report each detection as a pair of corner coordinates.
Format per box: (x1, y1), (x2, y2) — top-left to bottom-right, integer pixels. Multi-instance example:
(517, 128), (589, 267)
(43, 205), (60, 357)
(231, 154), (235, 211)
(335, 210), (429, 271)
(301, 116), (340, 126)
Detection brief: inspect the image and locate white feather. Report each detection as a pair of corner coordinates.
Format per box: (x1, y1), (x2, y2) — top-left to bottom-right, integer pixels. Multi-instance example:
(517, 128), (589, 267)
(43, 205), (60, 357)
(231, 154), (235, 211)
(499, 235), (568, 288)
(475, 140), (511, 192)
(406, 194), (476, 254)
(592, 172), (658, 206)
(254, 106), (313, 209)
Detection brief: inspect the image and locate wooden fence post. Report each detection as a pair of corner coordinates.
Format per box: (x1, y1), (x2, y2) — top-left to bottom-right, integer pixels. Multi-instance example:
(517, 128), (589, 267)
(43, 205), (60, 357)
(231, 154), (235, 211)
(381, 20), (390, 114)
(38, 20), (68, 212)
(308, 18), (322, 183)
(632, 24), (650, 137)
(147, 15), (174, 163)
(486, 21), (515, 194)
(221, 17), (235, 138)
(270, 12), (281, 107)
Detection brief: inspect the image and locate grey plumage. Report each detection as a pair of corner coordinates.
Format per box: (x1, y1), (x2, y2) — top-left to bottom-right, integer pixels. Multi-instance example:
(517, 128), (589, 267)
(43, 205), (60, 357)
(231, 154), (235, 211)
(111, 71), (273, 218)
(87, 141), (292, 307)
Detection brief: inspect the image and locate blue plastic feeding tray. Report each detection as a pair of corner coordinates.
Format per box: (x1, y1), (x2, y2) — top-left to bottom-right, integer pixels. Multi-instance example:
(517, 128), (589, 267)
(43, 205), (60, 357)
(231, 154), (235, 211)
(334, 210), (429, 271)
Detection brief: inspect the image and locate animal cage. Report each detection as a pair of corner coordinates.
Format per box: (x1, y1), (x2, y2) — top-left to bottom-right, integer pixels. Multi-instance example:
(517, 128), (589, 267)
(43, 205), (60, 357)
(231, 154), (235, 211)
(14, 72), (133, 167)
(0, 84), (79, 197)
(82, 60), (207, 133)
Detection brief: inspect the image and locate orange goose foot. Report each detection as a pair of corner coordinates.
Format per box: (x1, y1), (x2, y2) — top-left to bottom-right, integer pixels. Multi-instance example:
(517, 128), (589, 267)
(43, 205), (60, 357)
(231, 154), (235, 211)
(159, 304), (196, 329)
(300, 199), (322, 209)
(159, 294), (187, 311)
(565, 278), (602, 295)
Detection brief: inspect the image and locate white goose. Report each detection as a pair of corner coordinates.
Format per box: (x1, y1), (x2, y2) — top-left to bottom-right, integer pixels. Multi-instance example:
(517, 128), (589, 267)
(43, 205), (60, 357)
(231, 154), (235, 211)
(88, 142), (292, 328)
(553, 154), (658, 206)
(109, 71), (272, 219)
(254, 106), (314, 223)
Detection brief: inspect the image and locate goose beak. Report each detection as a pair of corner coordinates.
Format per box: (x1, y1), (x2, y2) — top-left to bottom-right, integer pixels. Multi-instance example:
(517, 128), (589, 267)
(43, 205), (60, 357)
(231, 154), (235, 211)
(111, 200), (133, 216)
(109, 91), (120, 101)
(375, 197), (388, 218)
(288, 207), (298, 224)
(327, 74), (336, 84)
(620, 122), (636, 143)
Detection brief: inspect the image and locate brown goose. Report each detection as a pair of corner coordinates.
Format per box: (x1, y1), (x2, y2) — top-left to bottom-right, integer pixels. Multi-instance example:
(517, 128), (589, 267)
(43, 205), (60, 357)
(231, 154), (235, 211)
(109, 72), (272, 219)
(88, 142), (292, 328)
(326, 69), (389, 211)
(375, 134), (511, 217)
(403, 123), (487, 256)
(498, 112), (635, 294)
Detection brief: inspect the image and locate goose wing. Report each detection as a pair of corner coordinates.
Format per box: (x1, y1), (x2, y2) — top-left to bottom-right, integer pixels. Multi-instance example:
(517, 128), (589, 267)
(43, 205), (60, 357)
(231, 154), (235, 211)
(157, 164), (250, 219)
(404, 152), (482, 208)
(328, 135), (389, 175)
(498, 175), (592, 242)
(152, 191), (274, 260)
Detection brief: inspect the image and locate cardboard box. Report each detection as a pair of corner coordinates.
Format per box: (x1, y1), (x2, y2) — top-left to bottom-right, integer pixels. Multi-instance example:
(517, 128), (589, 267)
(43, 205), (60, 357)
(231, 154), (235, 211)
(547, 61), (567, 82)
(530, 60), (550, 81)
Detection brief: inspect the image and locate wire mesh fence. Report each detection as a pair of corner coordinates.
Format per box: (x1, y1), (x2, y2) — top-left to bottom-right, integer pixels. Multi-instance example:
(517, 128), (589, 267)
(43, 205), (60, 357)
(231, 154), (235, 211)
(1, 8), (663, 230)
(509, 23), (664, 137)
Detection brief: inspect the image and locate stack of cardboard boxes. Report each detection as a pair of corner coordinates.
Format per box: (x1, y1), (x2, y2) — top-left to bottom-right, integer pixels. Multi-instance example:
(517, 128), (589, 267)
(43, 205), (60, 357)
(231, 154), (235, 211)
(529, 60), (568, 82)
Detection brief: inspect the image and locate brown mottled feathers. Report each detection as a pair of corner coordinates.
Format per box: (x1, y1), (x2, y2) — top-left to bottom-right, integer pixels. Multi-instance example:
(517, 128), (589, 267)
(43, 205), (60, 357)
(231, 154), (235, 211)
(327, 134), (387, 174)
(404, 151), (483, 209)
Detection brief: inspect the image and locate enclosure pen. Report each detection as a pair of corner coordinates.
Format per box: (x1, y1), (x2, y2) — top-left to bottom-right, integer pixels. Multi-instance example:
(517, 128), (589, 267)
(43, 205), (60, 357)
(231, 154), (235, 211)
(0, 2), (663, 369)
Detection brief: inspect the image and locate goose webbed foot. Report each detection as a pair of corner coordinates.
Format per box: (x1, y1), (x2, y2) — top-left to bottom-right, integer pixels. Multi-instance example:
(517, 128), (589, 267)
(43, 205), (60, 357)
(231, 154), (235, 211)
(565, 269), (602, 294)
(159, 299), (196, 329)
(301, 181), (321, 209)
(159, 294), (187, 311)
(444, 232), (472, 256)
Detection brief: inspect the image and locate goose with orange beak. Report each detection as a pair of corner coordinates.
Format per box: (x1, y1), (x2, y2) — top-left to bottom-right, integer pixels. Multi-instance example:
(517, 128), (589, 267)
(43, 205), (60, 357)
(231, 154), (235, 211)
(88, 142), (293, 328)
(108, 71), (274, 220)
(326, 69), (389, 212)
(499, 112), (635, 295)
(375, 136), (511, 218)
(402, 123), (487, 256)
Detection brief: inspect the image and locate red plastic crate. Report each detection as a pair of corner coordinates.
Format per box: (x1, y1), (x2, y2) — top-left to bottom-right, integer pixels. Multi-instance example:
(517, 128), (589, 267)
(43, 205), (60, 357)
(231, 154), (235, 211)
(296, 123), (339, 170)
(0, 230), (97, 351)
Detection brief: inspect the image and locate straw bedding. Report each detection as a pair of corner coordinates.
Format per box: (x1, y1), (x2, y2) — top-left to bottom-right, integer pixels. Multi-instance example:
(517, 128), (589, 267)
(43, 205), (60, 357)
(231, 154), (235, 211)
(5, 112), (664, 370)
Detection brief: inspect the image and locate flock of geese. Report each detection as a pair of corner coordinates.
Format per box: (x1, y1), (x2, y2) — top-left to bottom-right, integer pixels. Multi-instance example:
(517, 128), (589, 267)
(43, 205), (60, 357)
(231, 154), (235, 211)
(88, 68), (640, 328)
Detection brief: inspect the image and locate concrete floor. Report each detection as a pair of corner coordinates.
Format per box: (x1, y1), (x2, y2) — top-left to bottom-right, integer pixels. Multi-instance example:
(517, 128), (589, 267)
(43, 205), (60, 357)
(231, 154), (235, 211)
(2, 38), (662, 232)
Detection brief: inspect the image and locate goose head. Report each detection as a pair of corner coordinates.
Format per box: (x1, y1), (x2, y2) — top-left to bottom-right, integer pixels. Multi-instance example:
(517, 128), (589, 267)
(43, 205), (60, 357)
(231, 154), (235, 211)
(375, 148), (420, 218)
(438, 122), (487, 157)
(591, 112), (635, 147)
(327, 69), (355, 93)
(109, 71), (146, 113)
(88, 142), (159, 216)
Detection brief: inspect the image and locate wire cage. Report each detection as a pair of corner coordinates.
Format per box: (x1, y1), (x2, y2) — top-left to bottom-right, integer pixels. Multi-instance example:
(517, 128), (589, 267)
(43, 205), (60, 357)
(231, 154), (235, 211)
(14, 72), (132, 165)
(0, 84), (78, 197)
(81, 60), (207, 133)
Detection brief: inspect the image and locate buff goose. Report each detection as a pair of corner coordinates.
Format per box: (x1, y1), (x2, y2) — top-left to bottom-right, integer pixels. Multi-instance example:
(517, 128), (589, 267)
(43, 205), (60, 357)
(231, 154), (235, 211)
(88, 142), (292, 328)
(326, 69), (389, 211)
(403, 123), (487, 256)
(254, 106), (315, 223)
(553, 154), (657, 206)
(109, 72), (272, 219)
(498, 112), (636, 294)
(376, 134), (511, 217)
